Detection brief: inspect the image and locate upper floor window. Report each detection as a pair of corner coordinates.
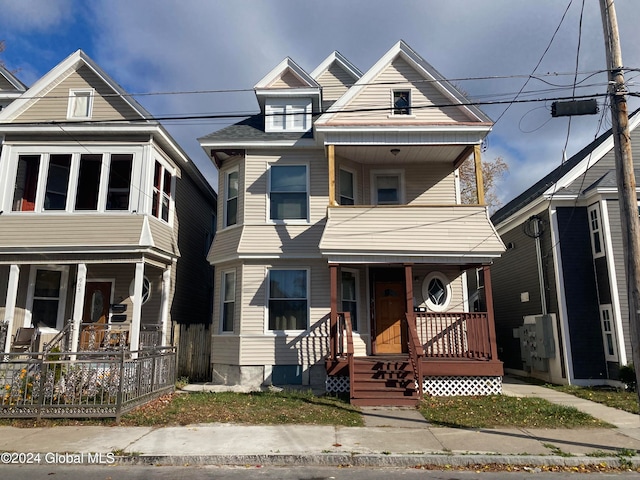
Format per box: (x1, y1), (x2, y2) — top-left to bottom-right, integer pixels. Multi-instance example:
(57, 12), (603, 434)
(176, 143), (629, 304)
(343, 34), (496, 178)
(265, 98), (312, 132)
(588, 204), (604, 258)
(225, 170), (238, 227)
(339, 168), (355, 205)
(372, 170), (404, 205)
(152, 161), (174, 223)
(269, 165), (308, 221)
(392, 90), (411, 115)
(10, 151), (134, 213)
(67, 89), (94, 119)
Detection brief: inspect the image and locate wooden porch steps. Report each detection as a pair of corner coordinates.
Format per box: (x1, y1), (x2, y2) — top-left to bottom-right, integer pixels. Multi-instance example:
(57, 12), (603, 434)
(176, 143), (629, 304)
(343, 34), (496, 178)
(350, 356), (419, 407)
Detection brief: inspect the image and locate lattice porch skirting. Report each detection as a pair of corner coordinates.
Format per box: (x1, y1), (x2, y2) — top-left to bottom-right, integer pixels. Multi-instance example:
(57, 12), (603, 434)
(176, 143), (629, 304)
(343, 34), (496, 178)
(326, 376), (502, 396)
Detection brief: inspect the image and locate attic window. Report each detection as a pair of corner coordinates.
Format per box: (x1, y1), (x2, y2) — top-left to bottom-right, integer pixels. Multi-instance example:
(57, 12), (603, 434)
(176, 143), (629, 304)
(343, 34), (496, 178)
(392, 90), (411, 115)
(265, 98), (311, 132)
(67, 89), (94, 119)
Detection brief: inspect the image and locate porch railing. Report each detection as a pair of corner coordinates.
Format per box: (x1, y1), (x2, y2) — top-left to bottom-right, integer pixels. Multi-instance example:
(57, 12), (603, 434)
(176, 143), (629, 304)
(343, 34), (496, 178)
(405, 313), (424, 400)
(415, 312), (494, 360)
(0, 347), (176, 420)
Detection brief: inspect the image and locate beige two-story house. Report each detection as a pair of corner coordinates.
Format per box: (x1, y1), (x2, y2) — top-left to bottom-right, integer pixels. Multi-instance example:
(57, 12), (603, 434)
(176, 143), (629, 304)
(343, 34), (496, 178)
(200, 41), (505, 405)
(0, 51), (216, 374)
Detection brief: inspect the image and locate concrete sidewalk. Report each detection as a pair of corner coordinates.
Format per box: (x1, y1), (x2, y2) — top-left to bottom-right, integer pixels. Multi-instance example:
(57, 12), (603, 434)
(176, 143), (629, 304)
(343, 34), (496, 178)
(0, 378), (639, 468)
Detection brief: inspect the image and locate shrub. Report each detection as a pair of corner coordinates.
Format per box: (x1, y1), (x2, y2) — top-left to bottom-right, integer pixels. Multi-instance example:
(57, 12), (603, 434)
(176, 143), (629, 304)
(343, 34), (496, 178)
(619, 364), (636, 392)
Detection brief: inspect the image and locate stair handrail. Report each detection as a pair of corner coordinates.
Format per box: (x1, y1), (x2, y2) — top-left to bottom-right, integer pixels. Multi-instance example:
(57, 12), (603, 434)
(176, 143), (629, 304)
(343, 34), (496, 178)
(341, 312), (355, 401)
(406, 312), (425, 401)
(42, 321), (74, 356)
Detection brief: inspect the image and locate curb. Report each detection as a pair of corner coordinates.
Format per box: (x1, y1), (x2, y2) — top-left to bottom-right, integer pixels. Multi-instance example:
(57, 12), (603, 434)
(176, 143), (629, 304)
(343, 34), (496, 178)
(116, 453), (640, 468)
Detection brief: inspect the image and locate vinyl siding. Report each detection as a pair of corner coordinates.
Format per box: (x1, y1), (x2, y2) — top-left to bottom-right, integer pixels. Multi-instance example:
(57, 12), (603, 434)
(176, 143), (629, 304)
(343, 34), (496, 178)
(330, 57), (472, 124)
(605, 199), (632, 363)
(316, 64), (356, 103)
(15, 65), (141, 123)
(238, 260), (330, 366)
(147, 217), (178, 256)
(320, 205), (504, 256)
(269, 71), (309, 89)
(556, 207), (606, 379)
(492, 216), (549, 369)
(171, 168), (216, 326)
(0, 215), (146, 248)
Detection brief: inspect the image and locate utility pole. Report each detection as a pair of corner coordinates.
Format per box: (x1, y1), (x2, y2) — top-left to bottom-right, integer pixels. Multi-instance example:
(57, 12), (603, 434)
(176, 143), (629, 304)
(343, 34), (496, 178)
(599, 0), (640, 406)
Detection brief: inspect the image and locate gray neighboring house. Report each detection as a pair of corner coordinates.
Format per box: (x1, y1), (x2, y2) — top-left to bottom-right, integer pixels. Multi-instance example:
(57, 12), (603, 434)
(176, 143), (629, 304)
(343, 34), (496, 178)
(490, 110), (640, 386)
(0, 51), (217, 380)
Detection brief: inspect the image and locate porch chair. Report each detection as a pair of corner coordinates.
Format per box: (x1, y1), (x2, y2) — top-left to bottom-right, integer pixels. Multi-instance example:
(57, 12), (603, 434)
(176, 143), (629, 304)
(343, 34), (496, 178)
(10, 327), (38, 353)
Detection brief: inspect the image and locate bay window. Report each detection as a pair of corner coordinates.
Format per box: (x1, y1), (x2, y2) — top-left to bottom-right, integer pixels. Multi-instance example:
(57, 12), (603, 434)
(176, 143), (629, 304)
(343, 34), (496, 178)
(268, 269), (308, 330)
(269, 165), (308, 221)
(152, 161), (174, 223)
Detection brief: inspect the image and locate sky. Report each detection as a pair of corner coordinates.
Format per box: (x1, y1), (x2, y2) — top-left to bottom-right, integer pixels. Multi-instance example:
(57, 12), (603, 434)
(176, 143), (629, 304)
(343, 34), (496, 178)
(2, 0), (640, 207)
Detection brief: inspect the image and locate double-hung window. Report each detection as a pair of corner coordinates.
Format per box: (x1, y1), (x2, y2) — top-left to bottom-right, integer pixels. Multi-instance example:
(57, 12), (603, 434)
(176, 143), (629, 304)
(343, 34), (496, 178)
(152, 161), (174, 223)
(221, 270), (236, 333)
(588, 204), (604, 258)
(341, 270), (358, 330)
(339, 168), (355, 205)
(372, 170), (404, 205)
(27, 266), (69, 331)
(269, 165), (308, 221)
(599, 305), (618, 361)
(12, 155), (40, 211)
(268, 269), (308, 331)
(225, 170), (238, 227)
(44, 154), (72, 210)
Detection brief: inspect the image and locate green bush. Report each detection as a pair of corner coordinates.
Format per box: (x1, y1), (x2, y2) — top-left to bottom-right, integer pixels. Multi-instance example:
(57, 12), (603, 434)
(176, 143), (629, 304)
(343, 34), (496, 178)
(619, 364), (636, 392)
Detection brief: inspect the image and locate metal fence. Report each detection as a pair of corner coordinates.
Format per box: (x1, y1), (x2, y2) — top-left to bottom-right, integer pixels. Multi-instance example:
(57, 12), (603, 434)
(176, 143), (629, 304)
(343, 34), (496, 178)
(0, 347), (176, 420)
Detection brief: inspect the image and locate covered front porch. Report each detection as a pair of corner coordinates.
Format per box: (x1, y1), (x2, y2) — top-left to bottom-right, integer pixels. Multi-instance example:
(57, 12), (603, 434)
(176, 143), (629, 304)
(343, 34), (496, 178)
(0, 257), (171, 355)
(325, 263), (502, 405)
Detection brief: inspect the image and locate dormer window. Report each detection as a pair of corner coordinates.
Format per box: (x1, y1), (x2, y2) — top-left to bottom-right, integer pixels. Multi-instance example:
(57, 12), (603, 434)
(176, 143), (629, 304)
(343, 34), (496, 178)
(67, 89), (94, 119)
(392, 90), (411, 115)
(265, 98), (312, 132)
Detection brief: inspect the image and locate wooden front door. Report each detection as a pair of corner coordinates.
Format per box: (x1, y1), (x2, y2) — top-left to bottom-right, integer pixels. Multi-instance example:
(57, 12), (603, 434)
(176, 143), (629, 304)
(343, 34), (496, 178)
(80, 281), (111, 350)
(374, 281), (406, 354)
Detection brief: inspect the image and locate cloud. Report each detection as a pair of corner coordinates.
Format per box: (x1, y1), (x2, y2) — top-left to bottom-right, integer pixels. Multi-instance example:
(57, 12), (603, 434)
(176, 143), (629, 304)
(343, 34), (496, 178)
(0, 0), (73, 31)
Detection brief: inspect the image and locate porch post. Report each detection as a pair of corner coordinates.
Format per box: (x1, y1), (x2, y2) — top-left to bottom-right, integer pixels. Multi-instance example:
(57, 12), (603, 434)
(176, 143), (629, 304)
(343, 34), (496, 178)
(329, 263), (338, 359)
(474, 145), (485, 205)
(404, 264), (414, 314)
(483, 265), (499, 361)
(327, 144), (337, 206)
(70, 263), (87, 354)
(130, 261), (145, 355)
(3, 265), (20, 353)
(160, 264), (172, 347)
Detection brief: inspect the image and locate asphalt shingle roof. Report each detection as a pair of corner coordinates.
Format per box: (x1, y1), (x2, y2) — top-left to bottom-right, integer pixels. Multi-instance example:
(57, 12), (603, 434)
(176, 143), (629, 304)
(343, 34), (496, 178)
(198, 114), (314, 143)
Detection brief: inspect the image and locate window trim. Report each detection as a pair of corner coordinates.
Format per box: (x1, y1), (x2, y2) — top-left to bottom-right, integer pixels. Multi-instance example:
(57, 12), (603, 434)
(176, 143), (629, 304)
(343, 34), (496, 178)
(341, 268), (359, 331)
(267, 163), (310, 223)
(4, 146), (140, 215)
(151, 159), (176, 225)
(265, 98), (312, 132)
(422, 271), (452, 312)
(370, 169), (405, 205)
(67, 89), (95, 120)
(587, 203), (605, 258)
(599, 304), (619, 362)
(338, 167), (356, 206)
(220, 269), (236, 333)
(391, 89), (412, 116)
(266, 268), (310, 332)
(25, 265), (69, 332)
(224, 168), (239, 228)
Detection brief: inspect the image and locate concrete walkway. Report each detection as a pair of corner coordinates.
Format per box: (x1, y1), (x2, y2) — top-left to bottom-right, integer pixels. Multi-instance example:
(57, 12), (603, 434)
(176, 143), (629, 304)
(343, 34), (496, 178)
(1, 377), (639, 468)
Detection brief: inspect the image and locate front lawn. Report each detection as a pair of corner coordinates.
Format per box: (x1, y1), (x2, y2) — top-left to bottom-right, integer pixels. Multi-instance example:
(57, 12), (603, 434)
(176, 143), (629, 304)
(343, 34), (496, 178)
(549, 385), (639, 415)
(418, 394), (612, 429)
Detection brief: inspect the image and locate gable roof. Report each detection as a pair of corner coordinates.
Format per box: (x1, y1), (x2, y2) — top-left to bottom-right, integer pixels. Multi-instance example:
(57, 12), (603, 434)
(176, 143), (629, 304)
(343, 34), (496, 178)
(0, 49), (152, 123)
(491, 108), (640, 226)
(315, 40), (492, 126)
(255, 57), (320, 90)
(0, 65), (27, 92)
(310, 51), (362, 83)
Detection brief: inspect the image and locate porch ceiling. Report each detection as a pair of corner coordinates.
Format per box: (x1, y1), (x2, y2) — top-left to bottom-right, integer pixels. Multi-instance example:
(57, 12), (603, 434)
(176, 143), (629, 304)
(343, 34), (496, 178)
(335, 144), (466, 164)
